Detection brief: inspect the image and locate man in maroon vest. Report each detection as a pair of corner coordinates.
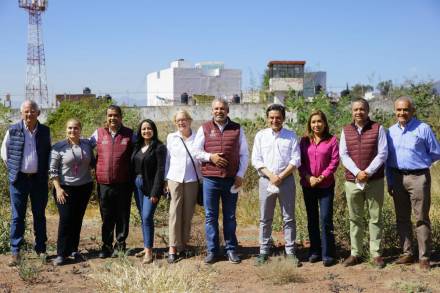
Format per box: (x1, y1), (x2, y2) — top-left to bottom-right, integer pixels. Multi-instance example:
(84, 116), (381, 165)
(194, 98), (249, 264)
(339, 98), (388, 268)
(90, 105), (134, 258)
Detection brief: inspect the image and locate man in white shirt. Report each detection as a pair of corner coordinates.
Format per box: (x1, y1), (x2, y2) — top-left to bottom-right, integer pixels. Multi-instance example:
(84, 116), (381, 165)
(339, 98), (388, 268)
(251, 104), (302, 266)
(194, 98), (249, 264)
(1, 100), (51, 266)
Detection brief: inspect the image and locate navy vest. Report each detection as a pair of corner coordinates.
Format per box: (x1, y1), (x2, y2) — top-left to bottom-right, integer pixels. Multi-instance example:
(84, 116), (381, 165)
(6, 121), (51, 183)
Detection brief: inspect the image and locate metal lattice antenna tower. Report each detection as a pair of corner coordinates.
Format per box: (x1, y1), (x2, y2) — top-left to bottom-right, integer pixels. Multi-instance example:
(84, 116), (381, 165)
(18, 0), (49, 107)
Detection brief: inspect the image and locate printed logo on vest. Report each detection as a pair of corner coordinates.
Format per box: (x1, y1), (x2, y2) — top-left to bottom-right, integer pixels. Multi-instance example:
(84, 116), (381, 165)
(101, 140), (109, 144)
(121, 138), (129, 145)
(209, 130), (217, 137)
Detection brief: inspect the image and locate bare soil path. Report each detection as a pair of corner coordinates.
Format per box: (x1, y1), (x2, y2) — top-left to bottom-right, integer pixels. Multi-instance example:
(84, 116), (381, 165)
(1, 214), (439, 293)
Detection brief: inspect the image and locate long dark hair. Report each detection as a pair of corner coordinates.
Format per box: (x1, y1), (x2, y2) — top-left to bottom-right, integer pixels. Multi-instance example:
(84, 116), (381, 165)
(135, 119), (162, 149)
(305, 110), (332, 140)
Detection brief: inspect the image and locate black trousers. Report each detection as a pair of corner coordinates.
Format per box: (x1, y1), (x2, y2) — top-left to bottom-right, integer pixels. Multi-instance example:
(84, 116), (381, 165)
(54, 182), (93, 257)
(98, 182), (132, 250)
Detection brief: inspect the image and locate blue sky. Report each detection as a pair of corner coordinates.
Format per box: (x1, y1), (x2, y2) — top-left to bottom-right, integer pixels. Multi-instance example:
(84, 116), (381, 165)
(0, 0), (439, 106)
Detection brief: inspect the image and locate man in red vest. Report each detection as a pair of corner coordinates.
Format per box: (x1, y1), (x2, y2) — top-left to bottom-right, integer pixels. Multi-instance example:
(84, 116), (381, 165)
(339, 98), (388, 268)
(90, 105), (134, 258)
(194, 98), (249, 264)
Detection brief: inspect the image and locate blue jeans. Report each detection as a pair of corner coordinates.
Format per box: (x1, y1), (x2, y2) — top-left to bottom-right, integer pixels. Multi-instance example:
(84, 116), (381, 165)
(203, 177), (238, 254)
(302, 185), (336, 261)
(133, 175), (157, 248)
(9, 173), (48, 255)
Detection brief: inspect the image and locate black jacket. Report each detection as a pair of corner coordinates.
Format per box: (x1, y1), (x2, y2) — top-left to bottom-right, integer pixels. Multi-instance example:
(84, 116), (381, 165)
(130, 141), (166, 199)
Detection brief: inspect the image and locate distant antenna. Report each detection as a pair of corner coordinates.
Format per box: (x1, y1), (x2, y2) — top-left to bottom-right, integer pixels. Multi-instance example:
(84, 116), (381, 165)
(18, 0), (49, 107)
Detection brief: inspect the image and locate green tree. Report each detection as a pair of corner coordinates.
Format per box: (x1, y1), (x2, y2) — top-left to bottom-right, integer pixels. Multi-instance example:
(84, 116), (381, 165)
(350, 84), (374, 100)
(376, 80), (393, 96)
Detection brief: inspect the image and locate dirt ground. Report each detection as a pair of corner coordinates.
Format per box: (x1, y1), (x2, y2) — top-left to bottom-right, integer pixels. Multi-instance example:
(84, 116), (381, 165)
(1, 213), (440, 293)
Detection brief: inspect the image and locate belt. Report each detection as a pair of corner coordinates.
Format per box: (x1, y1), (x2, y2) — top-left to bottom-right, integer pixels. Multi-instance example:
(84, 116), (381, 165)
(20, 172), (37, 178)
(392, 168), (429, 175)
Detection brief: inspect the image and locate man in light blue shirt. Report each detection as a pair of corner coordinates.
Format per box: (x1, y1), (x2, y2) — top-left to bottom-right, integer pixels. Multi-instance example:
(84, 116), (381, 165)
(387, 96), (440, 270)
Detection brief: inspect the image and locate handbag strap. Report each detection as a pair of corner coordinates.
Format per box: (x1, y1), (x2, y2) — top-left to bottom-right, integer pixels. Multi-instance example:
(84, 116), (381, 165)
(179, 137), (200, 184)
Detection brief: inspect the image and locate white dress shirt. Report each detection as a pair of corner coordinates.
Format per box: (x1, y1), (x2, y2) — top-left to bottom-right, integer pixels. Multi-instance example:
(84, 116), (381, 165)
(339, 125), (388, 176)
(193, 120), (249, 178)
(1, 123), (39, 173)
(165, 130), (201, 183)
(252, 127), (301, 175)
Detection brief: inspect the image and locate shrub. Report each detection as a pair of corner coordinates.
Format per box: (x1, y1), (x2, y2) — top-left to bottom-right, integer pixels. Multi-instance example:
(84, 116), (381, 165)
(90, 259), (215, 292)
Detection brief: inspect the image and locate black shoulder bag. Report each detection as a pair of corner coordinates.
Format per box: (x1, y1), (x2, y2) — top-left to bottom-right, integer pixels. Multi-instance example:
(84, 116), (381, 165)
(179, 137), (203, 206)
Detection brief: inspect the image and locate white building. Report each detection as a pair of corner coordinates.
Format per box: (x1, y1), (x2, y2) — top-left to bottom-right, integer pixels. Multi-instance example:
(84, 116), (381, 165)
(146, 59), (241, 106)
(268, 61), (306, 104)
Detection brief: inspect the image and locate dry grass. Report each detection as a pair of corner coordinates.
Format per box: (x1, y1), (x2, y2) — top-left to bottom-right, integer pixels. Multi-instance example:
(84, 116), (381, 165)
(255, 256), (304, 285)
(90, 258), (215, 293)
(389, 279), (433, 293)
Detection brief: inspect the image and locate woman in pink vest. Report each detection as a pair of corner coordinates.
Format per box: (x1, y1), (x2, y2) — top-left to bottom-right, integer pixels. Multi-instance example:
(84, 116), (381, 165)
(299, 110), (339, 267)
(130, 119), (167, 264)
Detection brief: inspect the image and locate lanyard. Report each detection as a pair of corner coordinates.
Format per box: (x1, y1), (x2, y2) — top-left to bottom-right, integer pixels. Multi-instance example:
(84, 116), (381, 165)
(70, 142), (83, 176)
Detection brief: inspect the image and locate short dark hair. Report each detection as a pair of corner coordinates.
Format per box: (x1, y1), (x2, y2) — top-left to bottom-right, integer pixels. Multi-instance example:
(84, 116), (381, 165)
(351, 98), (370, 112)
(266, 104), (286, 119)
(107, 104), (122, 117)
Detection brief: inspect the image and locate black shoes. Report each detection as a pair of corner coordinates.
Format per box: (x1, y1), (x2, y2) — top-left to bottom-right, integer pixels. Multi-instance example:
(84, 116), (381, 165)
(323, 258), (336, 267)
(308, 254), (322, 263)
(99, 248), (112, 259)
(53, 256), (66, 266)
(226, 250), (241, 264)
(167, 253), (178, 264)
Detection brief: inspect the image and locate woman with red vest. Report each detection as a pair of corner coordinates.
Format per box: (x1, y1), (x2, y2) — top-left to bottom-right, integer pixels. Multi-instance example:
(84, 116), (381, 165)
(131, 119), (167, 264)
(298, 110), (339, 267)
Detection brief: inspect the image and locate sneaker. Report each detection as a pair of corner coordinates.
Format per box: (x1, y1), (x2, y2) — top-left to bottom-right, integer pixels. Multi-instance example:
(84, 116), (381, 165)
(372, 256), (385, 269)
(419, 259), (430, 270)
(343, 255), (361, 267)
(53, 256), (66, 266)
(204, 253), (219, 265)
(395, 254), (414, 265)
(286, 254), (303, 267)
(255, 254), (269, 266)
(8, 254), (21, 267)
(308, 254), (322, 263)
(226, 250), (241, 264)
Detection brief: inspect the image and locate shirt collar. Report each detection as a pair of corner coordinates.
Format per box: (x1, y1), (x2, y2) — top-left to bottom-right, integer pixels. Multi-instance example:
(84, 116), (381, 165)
(397, 117), (416, 130)
(22, 120), (38, 135)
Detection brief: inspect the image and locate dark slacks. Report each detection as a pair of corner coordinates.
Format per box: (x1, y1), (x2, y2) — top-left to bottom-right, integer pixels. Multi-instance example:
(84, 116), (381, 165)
(392, 169), (431, 260)
(302, 185), (336, 261)
(54, 182), (93, 257)
(98, 182), (132, 250)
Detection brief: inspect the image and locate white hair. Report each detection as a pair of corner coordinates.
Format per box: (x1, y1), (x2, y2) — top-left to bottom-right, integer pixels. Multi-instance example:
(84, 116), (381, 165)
(20, 100), (40, 112)
(395, 96), (415, 109)
(211, 97), (229, 110)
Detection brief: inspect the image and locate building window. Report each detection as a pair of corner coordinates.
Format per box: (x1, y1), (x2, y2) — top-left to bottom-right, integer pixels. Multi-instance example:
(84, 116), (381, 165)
(270, 64), (304, 78)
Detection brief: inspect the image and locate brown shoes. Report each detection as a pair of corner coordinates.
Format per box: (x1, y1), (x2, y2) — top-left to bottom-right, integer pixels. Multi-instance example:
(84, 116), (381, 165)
(419, 259), (430, 270)
(372, 256), (385, 269)
(395, 254), (414, 265)
(8, 254), (21, 267)
(343, 255), (361, 267)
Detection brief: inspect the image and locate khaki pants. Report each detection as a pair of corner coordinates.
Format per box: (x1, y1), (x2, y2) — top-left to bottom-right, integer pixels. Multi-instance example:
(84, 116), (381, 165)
(168, 180), (198, 250)
(392, 169), (431, 260)
(345, 178), (384, 257)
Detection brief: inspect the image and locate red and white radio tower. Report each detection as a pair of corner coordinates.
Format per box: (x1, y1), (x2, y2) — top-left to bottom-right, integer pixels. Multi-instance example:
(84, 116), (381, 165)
(18, 0), (49, 107)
